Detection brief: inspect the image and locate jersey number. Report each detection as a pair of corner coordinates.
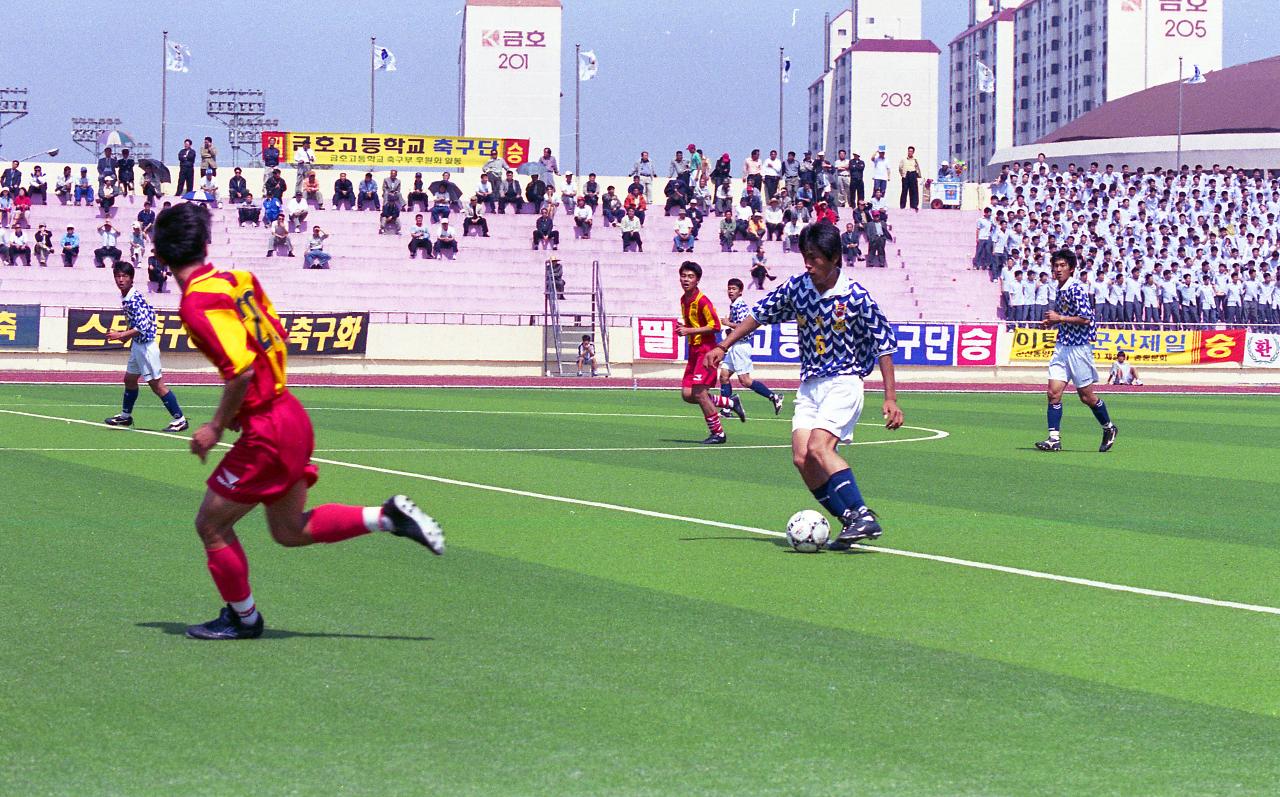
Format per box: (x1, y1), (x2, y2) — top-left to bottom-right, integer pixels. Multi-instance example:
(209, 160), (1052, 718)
(235, 289), (279, 351)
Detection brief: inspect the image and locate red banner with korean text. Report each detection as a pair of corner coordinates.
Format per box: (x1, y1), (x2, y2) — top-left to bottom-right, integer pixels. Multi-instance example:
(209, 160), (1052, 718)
(262, 131), (529, 170)
(634, 317), (684, 360)
(1010, 327), (1245, 365)
(955, 324), (999, 366)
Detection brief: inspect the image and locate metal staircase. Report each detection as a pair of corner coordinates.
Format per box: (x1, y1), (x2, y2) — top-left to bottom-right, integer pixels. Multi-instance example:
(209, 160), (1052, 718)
(543, 258), (611, 377)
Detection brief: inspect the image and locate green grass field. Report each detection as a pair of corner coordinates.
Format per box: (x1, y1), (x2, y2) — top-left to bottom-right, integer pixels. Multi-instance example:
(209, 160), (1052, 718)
(2, 384), (1279, 796)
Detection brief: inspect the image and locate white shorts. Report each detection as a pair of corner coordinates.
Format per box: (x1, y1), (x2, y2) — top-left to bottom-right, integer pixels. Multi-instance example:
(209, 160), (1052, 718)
(1047, 344), (1098, 388)
(126, 339), (164, 382)
(793, 374), (865, 444)
(722, 344), (753, 375)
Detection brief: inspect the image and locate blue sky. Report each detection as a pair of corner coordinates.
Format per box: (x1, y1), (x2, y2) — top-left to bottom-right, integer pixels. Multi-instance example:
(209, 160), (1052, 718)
(0, 0), (1272, 172)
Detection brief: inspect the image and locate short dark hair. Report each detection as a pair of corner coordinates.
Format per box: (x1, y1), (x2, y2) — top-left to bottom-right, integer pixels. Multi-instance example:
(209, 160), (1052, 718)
(798, 222), (841, 263)
(112, 261), (134, 278)
(679, 261), (702, 279)
(154, 202), (211, 268)
(1051, 248), (1077, 270)
(728, 278), (744, 290)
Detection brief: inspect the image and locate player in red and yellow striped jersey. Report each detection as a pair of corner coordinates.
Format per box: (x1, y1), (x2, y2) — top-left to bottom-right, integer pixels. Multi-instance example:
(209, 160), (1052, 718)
(155, 203), (445, 641)
(677, 261), (745, 444)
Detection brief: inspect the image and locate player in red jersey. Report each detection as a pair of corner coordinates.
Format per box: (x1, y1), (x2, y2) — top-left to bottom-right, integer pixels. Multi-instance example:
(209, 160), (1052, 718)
(154, 203), (444, 640)
(677, 261), (745, 444)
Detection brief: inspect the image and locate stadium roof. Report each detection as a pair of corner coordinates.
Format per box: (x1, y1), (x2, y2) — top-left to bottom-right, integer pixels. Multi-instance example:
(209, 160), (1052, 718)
(1040, 56), (1280, 144)
(837, 39), (941, 58)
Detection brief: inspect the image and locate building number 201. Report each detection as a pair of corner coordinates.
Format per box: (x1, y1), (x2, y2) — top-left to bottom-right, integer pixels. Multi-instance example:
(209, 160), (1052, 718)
(880, 92), (912, 107)
(498, 53), (529, 69)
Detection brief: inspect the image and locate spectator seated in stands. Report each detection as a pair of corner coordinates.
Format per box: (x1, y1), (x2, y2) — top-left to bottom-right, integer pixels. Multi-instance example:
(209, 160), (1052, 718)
(304, 226), (331, 269)
(33, 224), (52, 267)
(763, 198), (784, 241)
(782, 216), (802, 253)
(0, 190), (11, 227)
(719, 214), (736, 252)
(430, 186), (452, 223)
(332, 172), (355, 210)
(437, 172), (463, 210)
(264, 168), (287, 201)
(663, 179), (688, 216)
(5, 223), (31, 266)
(148, 250), (170, 292)
(620, 207), (643, 252)
(572, 197), (593, 239)
(141, 169), (163, 201)
(559, 172), (577, 214)
(379, 200), (402, 235)
(713, 179), (733, 216)
(97, 176), (120, 216)
(238, 193), (261, 227)
(287, 192), (309, 232)
(749, 244), (776, 289)
(686, 202), (705, 240)
(525, 174), (548, 214)
(93, 221), (122, 268)
(841, 222), (862, 265)
(60, 225), (79, 267)
(623, 190), (647, 225)
(462, 198), (489, 237)
(601, 186), (623, 226)
(582, 173), (600, 214)
(302, 172), (325, 209)
(864, 210), (891, 267)
(475, 174), (496, 213)
(12, 188), (31, 228)
(55, 166), (73, 205)
(228, 167), (248, 203)
(1, 160), (20, 197)
(266, 216), (294, 257)
(74, 168), (94, 205)
(434, 219), (458, 258)
(673, 210), (695, 253)
(263, 194), (283, 228)
(499, 171), (524, 214)
(199, 171), (219, 204)
(690, 176), (712, 215)
(357, 172), (380, 210)
(533, 207), (560, 251)
(128, 223), (147, 266)
(406, 173), (429, 212)
(812, 200), (838, 226)
(576, 334), (597, 377)
(382, 169), (403, 209)
(745, 213), (766, 251)
(408, 214), (433, 258)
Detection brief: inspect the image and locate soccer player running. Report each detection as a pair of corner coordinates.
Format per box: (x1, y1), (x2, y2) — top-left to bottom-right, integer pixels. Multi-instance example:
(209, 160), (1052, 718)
(677, 261), (745, 444)
(103, 261), (189, 432)
(153, 203), (444, 640)
(719, 278), (785, 416)
(1036, 248), (1118, 452)
(704, 223), (902, 549)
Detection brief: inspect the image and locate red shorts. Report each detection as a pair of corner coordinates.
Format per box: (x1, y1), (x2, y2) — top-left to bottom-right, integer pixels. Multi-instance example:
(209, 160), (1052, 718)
(207, 391), (319, 505)
(682, 343), (719, 389)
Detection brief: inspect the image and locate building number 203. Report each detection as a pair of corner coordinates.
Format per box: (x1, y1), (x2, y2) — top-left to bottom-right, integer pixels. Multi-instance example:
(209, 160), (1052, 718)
(880, 92), (912, 108)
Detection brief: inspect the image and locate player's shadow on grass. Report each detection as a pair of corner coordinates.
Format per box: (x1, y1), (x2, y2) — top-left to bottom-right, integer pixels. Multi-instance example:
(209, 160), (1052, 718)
(1014, 447), (1095, 454)
(137, 621), (433, 642)
(680, 535), (790, 548)
(659, 438), (722, 445)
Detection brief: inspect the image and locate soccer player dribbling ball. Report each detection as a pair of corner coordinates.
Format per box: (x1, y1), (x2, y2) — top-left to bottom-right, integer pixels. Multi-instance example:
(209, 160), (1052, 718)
(154, 203), (444, 640)
(677, 261), (745, 444)
(704, 223), (902, 549)
(1035, 248), (1118, 453)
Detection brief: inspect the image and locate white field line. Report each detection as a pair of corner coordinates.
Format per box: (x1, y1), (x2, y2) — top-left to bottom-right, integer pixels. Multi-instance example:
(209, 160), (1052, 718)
(3, 408), (1279, 618)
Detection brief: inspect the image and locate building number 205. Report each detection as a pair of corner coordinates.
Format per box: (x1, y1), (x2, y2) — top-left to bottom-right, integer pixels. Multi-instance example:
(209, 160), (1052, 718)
(880, 92), (912, 108)
(1164, 19), (1207, 37)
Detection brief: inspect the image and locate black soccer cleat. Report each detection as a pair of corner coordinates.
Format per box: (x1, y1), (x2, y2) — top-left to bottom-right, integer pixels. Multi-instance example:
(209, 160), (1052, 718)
(828, 507), (883, 550)
(185, 605), (265, 640)
(771, 393), (785, 416)
(1099, 424), (1118, 453)
(729, 394), (747, 423)
(1035, 438), (1062, 452)
(382, 494), (445, 555)
(699, 433), (727, 445)
(104, 413), (133, 427)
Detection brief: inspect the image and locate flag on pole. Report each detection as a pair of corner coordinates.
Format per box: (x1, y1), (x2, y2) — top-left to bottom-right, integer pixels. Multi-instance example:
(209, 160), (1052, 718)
(782, 56), (792, 84)
(165, 41), (191, 73)
(976, 59), (996, 94)
(1184, 64), (1206, 84)
(578, 50), (598, 81)
(374, 45), (397, 72)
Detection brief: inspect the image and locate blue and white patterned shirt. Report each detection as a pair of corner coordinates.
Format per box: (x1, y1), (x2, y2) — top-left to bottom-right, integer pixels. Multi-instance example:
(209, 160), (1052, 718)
(1052, 277), (1096, 348)
(726, 296), (751, 349)
(749, 271), (897, 381)
(121, 287), (157, 344)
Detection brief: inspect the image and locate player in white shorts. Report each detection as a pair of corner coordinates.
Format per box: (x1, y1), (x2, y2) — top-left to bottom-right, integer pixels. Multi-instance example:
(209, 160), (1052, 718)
(1036, 249), (1117, 453)
(103, 261), (189, 432)
(718, 278), (784, 416)
(705, 223), (902, 550)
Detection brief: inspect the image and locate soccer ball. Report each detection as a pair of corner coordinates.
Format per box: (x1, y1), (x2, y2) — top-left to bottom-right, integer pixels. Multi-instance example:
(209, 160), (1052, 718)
(785, 510), (830, 553)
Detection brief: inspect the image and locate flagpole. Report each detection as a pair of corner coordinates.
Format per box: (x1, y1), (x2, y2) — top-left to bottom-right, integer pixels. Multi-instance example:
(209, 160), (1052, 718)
(1176, 56), (1184, 172)
(574, 43), (581, 176)
(370, 37), (376, 133)
(161, 30), (168, 162)
(778, 47), (785, 155)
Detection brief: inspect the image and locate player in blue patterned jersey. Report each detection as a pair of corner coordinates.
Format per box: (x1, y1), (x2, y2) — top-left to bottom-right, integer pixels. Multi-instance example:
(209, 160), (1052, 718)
(103, 261), (189, 432)
(705, 223), (903, 549)
(1035, 248), (1117, 452)
(718, 278), (784, 415)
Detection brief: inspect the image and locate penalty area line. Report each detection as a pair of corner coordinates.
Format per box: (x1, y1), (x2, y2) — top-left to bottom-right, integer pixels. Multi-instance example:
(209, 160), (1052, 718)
(3, 408), (1278, 618)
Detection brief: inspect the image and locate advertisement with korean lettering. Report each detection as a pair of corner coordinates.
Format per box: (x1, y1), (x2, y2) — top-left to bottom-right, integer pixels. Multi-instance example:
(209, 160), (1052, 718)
(1244, 333), (1280, 368)
(891, 324), (955, 367)
(0, 304), (41, 349)
(955, 324), (999, 366)
(634, 317), (683, 360)
(263, 131), (530, 170)
(67, 310), (369, 356)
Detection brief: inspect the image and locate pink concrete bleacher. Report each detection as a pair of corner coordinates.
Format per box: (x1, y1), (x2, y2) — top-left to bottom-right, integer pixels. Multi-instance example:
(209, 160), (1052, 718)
(4, 195), (996, 322)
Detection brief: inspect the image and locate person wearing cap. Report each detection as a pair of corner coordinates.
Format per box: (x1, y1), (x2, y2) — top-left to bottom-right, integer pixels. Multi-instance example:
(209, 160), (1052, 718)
(5, 224), (30, 266)
(0, 189), (14, 228)
(710, 153), (732, 198)
(304, 226), (331, 270)
(302, 171), (325, 210)
(287, 192), (309, 232)
(74, 167), (95, 206)
(870, 149), (890, 197)
(865, 210), (892, 268)
(673, 210), (695, 253)
(60, 225), (80, 267)
(687, 145), (704, 183)
(94, 221), (122, 268)
(199, 170), (220, 203)
(129, 222), (148, 266)
(745, 212), (766, 250)
(663, 177), (689, 216)
(559, 172), (578, 214)
(763, 197), (784, 241)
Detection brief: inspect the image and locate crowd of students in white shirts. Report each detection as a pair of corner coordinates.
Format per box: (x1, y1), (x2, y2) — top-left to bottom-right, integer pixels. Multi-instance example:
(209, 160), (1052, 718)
(973, 160), (1280, 327)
